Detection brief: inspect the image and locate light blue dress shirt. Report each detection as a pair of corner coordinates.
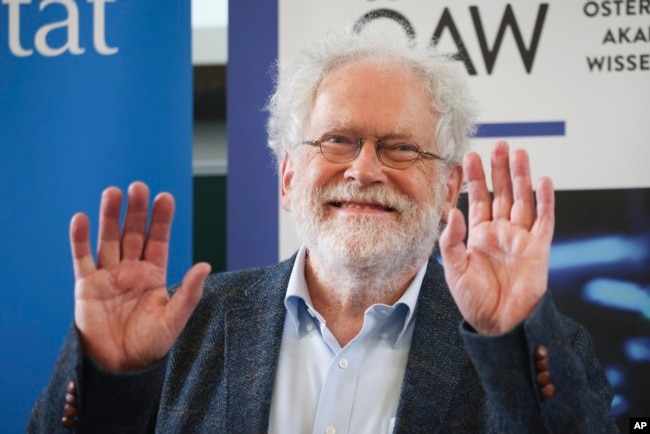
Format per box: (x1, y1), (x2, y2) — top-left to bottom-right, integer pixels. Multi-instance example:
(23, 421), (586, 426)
(268, 247), (428, 434)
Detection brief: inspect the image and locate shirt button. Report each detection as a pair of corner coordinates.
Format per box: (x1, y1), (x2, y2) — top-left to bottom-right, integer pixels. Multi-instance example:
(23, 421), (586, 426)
(305, 323), (314, 332)
(338, 358), (349, 369)
(381, 332), (390, 340)
(325, 426), (336, 434)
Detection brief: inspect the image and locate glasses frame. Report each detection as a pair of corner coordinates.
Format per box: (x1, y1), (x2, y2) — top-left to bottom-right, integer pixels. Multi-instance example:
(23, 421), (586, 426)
(301, 135), (444, 170)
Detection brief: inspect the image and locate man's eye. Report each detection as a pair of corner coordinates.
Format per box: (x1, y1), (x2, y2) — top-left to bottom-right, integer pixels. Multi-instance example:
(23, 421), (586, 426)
(323, 134), (356, 145)
(385, 142), (418, 153)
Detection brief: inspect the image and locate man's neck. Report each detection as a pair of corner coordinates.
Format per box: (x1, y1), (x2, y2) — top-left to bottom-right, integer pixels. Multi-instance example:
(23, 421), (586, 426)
(304, 251), (422, 347)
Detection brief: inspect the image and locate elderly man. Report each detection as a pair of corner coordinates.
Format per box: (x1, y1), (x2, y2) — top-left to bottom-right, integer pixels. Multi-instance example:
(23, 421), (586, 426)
(29, 24), (617, 433)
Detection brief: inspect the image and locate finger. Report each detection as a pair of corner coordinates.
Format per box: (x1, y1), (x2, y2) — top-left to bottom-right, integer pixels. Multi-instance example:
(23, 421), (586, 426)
(532, 176), (555, 243)
(464, 151), (491, 229)
(70, 213), (96, 279)
(143, 193), (175, 269)
(439, 208), (468, 281)
(97, 187), (123, 269)
(121, 182), (150, 261)
(164, 262), (211, 334)
(490, 141), (514, 220)
(510, 148), (535, 228)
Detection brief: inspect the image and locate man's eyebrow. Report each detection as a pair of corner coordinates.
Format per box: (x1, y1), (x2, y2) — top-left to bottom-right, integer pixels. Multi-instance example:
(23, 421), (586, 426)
(319, 120), (353, 131)
(319, 123), (416, 137)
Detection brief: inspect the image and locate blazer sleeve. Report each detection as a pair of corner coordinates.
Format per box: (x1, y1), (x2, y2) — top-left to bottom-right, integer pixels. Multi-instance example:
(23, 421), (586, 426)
(26, 324), (166, 434)
(460, 293), (619, 434)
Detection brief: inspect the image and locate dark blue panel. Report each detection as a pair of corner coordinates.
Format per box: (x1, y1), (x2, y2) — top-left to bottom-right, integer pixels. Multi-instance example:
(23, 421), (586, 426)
(227, 0), (279, 270)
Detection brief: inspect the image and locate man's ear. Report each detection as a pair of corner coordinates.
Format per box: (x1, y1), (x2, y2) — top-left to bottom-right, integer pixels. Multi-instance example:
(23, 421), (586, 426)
(441, 163), (463, 224)
(280, 152), (294, 212)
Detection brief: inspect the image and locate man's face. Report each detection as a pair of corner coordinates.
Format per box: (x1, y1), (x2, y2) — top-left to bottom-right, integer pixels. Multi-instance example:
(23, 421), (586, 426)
(281, 60), (462, 271)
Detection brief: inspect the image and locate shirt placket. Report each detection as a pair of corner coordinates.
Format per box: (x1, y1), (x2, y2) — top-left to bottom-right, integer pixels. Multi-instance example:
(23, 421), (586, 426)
(311, 313), (384, 434)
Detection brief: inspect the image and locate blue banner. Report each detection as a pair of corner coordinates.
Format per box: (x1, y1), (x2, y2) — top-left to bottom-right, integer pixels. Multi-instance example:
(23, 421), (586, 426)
(0, 1), (192, 432)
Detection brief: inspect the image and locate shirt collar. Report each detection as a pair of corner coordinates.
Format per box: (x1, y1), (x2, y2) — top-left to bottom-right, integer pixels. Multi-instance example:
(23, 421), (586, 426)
(284, 246), (428, 346)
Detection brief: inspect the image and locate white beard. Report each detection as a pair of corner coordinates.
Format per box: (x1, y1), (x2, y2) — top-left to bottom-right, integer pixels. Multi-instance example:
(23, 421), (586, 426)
(289, 178), (446, 288)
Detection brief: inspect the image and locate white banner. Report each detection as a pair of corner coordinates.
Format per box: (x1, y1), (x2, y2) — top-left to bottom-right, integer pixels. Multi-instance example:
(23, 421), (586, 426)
(279, 0), (650, 258)
(277, 3), (650, 425)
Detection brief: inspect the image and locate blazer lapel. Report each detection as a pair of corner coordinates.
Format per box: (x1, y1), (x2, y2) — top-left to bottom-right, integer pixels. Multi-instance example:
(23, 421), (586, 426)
(223, 259), (294, 434)
(394, 258), (469, 433)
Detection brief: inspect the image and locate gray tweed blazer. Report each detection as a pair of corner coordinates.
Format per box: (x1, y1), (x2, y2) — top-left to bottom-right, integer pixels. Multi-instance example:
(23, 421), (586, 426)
(28, 255), (618, 433)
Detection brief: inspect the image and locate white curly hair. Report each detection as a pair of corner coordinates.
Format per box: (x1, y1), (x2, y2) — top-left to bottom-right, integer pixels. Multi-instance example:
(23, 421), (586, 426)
(265, 21), (478, 168)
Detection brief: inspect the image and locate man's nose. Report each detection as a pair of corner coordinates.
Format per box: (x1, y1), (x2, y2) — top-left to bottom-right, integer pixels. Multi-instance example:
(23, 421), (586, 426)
(343, 139), (388, 186)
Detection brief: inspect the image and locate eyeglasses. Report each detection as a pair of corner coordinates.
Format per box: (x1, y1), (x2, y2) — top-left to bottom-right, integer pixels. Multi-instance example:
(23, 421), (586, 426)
(301, 131), (444, 170)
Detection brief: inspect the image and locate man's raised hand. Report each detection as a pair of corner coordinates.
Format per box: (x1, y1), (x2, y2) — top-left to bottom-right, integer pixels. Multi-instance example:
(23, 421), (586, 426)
(439, 141), (555, 335)
(71, 182), (211, 372)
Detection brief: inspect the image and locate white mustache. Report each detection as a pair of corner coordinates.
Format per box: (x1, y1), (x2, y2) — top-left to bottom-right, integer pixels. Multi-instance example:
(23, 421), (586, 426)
(314, 183), (415, 215)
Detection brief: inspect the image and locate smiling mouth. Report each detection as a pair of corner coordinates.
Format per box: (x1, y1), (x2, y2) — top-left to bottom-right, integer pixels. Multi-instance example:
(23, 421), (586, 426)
(329, 201), (396, 212)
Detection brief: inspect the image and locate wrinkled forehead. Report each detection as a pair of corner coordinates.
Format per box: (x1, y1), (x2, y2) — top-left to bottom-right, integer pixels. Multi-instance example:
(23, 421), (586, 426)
(306, 59), (438, 139)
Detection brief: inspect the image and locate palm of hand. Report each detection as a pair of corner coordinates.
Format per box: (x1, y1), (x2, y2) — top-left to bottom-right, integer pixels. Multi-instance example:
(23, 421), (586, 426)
(75, 260), (172, 372)
(445, 217), (551, 335)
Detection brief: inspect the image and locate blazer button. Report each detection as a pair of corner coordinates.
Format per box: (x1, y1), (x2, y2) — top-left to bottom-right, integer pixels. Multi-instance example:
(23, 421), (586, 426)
(534, 345), (556, 398)
(541, 384), (556, 399)
(61, 381), (78, 430)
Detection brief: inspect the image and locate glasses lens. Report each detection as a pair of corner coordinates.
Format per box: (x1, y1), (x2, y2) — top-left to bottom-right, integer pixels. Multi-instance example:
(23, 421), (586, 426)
(379, 139), (421, 169)
(319, 132), (360, 163)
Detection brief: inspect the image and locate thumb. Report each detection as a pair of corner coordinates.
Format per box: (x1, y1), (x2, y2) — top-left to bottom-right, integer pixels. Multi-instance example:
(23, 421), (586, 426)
(165, 262), (211, 334)
(439, 208), (468, 283)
